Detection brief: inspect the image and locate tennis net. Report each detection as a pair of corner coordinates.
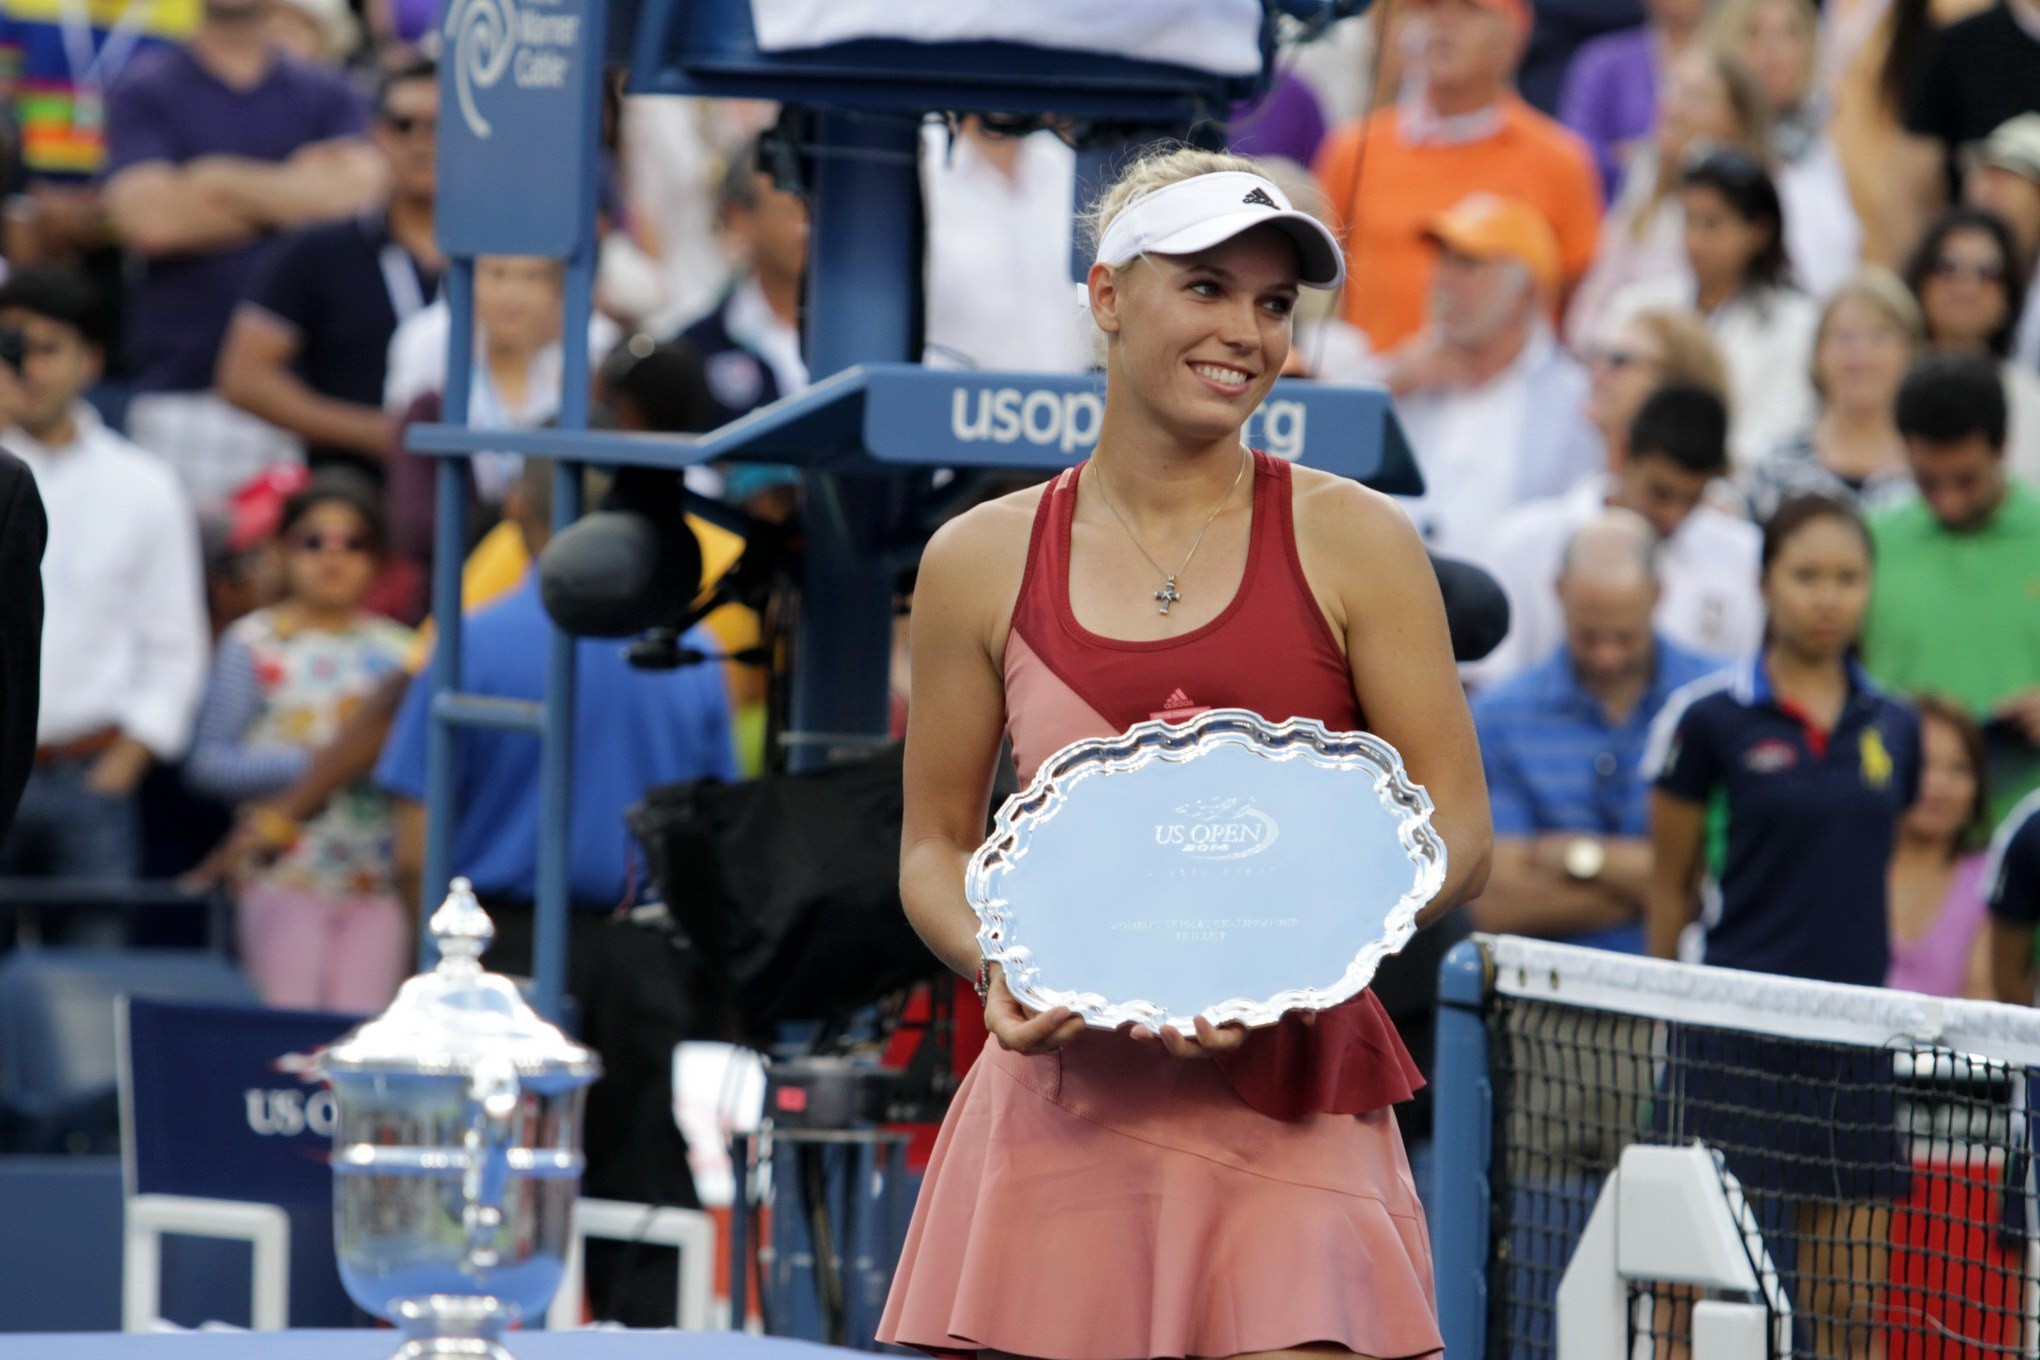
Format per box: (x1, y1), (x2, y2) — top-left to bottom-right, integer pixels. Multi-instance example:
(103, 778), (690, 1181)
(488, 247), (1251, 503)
(1431, 934), (2040, 1360)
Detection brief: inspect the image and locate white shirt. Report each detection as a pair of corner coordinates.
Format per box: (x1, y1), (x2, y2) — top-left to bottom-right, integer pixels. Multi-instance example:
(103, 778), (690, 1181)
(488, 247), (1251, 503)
(383, 302), (622, 418)
(1466, 475), (1767, 688)
(12, 406), (208, 757)
(1778, 134), (1862, 300)
(920, 122), (1093, 374)
(724, 274), (807, 396)
(2003, 359), (2040, 490)
(1394, 326), (1603, 561)
(1610, 276), (1821, 475)
(2015, 286), (2040, 377)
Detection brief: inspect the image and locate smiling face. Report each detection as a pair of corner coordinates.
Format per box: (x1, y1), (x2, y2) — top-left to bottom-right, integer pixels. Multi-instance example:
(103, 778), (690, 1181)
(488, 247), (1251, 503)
(1089, 225), (1300, 447)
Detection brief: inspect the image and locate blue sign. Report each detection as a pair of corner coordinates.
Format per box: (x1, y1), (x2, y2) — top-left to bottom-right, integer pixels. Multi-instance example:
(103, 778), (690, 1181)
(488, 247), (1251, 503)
(125, 999), (361, 1205)
(860, 370), (1423, 492)
(436, 0), (601, 257)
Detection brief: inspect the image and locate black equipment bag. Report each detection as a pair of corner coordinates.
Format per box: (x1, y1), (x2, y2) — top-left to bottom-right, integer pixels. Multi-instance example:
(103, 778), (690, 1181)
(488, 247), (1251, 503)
(628, 743), (943, 1042)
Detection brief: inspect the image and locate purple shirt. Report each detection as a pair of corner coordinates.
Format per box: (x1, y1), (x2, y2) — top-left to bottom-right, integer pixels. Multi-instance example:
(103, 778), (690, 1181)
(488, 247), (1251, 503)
(1229, 70), (1329, 168)
(1558, 26), (1657, 203)
(103, 46), (367, 393)
(1887, 854), (1989, 998)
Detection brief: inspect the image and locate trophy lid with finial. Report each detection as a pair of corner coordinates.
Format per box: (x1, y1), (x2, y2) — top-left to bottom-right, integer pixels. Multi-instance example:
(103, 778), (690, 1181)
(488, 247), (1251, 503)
(318, 878), (599, 1083)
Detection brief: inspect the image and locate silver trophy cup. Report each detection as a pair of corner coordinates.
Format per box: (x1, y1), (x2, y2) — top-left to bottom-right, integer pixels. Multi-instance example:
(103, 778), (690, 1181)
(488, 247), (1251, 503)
(313, 879), (601, 1359)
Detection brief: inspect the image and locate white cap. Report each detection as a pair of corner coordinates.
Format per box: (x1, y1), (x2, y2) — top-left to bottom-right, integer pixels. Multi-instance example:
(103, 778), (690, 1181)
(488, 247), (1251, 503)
(1094, 170), (1347, 289)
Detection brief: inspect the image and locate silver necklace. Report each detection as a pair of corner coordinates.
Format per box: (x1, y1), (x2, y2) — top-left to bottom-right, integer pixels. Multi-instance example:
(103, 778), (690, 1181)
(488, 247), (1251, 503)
(1091, 447), (1250, 615)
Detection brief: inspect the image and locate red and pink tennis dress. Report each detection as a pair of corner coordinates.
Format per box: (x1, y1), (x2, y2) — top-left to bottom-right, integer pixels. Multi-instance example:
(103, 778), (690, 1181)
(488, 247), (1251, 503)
(877, 452), (1444, 1360)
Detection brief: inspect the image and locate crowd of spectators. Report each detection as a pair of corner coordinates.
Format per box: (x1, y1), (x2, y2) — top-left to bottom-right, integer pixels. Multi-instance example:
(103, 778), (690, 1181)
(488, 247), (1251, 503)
(1, 0), (2040, 1243)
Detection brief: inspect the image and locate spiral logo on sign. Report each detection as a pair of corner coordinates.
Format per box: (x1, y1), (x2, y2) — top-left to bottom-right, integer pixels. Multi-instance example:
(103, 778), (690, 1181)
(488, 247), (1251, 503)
(445, 0), (519, 139)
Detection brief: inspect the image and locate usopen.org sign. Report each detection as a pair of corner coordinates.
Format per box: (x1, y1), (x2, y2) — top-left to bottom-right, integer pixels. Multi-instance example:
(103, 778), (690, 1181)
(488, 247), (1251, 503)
(436, 0), (596, 256)
(860, 368), (1420, 490)
(947, 386), (1307, 461)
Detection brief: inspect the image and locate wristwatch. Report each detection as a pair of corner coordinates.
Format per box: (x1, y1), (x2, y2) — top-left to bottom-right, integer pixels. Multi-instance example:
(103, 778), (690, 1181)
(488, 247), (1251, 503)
(1563, 836), (1606, 882)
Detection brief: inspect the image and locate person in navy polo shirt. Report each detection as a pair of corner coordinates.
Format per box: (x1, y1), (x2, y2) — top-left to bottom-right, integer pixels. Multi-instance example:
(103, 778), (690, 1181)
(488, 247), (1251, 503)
(1644, 495), (1923, 984)
(1986, 791), (2040, 1002)
(1642, 494), (1922, 1359)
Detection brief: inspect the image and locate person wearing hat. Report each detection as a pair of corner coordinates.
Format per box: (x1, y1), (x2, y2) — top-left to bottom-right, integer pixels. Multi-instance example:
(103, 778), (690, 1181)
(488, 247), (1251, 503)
(1964, 113), (2040, 372)
(1313, 0), (1603, 354)
(1386, 192), (1603, 561)
(877, 145), (1490, 1360)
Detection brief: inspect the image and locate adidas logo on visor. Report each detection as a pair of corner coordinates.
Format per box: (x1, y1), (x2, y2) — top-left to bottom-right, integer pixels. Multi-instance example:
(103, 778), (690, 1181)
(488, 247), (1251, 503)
(1241, 187), (1278, 208)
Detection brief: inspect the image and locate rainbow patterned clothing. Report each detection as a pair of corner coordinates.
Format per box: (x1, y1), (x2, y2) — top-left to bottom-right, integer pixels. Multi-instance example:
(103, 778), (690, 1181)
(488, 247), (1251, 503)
(0, 0), (195, 181)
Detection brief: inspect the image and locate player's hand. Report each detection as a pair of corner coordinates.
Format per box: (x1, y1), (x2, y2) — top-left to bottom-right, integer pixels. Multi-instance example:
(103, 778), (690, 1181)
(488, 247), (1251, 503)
(983, 965), (1087, 1055)
(1129, 1014), (1249, 1059)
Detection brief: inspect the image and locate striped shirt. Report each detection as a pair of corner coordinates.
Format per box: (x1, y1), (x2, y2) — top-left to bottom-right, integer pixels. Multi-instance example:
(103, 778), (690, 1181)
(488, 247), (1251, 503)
(1472, 638), (1724, 952)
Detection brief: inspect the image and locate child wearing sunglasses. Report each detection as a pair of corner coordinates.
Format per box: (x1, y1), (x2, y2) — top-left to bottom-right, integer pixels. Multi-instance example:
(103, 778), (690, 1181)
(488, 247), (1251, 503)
(187, 471), (414, 1011)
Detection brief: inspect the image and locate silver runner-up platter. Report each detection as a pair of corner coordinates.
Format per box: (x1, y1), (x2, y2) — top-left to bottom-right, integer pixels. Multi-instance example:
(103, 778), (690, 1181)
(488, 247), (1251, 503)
(968, 708), (1446, 1032)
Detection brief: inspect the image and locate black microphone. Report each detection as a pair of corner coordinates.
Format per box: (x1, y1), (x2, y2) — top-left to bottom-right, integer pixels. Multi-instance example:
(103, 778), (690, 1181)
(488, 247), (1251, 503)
(538, 470), (705, 640)
(1428, 552), (1510, 663)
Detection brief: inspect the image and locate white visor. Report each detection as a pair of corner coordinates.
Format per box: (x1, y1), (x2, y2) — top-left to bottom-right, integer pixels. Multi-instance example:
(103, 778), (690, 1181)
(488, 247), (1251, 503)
(1093, 170), (1346, 290)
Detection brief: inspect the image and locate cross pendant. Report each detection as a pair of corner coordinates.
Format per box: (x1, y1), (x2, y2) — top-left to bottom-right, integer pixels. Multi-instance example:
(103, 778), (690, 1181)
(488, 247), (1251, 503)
(1154, 578), (1181, 614)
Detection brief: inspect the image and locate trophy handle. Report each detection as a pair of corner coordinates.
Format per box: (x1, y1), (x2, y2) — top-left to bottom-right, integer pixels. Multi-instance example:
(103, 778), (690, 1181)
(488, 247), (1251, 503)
(459, 1055), (522, 1275)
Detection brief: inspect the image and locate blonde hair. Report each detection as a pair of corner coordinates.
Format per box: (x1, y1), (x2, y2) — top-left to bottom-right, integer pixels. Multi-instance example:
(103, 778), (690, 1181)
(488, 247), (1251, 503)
(1080, 143), (1272, 261)
(1626, 308), (1732, 402)
(1710, 0), (1819, 110)
(1811, 265), (1925, 401)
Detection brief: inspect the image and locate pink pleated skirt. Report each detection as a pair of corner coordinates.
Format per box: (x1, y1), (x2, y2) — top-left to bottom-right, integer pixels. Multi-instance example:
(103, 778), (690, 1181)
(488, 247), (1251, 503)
(876, 1033), (1444, 1360)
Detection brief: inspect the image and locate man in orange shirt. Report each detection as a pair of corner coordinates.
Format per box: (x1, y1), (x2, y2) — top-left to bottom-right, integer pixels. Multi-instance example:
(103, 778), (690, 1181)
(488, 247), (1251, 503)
(1314, 0), (1603, 352)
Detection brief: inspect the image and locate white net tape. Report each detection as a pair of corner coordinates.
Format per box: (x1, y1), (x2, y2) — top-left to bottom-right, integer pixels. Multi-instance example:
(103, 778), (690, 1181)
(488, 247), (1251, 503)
(1483, 933), (2040, 1066)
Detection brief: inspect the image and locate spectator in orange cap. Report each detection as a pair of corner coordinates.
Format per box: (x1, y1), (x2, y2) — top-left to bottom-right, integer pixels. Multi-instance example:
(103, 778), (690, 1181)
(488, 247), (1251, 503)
(1387, 192), (1604, 559)
(1313, 0), (1603, 354)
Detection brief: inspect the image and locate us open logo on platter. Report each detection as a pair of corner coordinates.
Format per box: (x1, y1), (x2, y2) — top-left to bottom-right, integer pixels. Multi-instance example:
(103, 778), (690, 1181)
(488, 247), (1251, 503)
(1154, 796), (1279, 860)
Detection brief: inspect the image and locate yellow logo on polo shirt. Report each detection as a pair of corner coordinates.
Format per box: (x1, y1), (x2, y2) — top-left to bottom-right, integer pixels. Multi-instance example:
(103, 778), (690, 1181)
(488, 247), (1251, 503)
(1860, 727), (1893, 790)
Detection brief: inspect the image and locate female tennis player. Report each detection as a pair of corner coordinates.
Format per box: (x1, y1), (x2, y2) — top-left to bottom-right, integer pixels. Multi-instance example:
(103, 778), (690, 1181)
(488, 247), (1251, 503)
(876, 147), (1492, 1360)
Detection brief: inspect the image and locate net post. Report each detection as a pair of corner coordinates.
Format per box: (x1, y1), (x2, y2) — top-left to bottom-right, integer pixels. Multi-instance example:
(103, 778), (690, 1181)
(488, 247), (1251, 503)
(1434, 936), (1493, 1360)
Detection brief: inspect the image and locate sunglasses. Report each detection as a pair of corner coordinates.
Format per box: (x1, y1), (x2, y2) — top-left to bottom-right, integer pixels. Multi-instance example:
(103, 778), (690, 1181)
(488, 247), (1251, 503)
(289, 531), (372, 555)
(1929, 257), (2006, 284)
(381, 113), (436, 136)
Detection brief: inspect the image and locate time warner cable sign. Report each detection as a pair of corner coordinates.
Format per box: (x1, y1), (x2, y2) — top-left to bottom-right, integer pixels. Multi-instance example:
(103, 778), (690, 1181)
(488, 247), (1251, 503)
(436, 0), (597, 257)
